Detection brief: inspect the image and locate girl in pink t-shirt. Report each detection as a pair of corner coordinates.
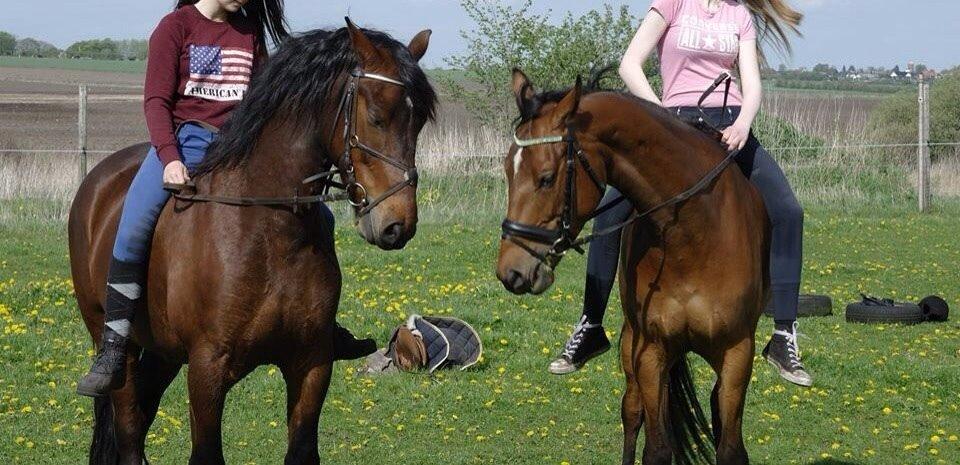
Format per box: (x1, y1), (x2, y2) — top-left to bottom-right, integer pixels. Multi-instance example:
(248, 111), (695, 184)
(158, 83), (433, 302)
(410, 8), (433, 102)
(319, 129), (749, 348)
(550, 0), (814, 388)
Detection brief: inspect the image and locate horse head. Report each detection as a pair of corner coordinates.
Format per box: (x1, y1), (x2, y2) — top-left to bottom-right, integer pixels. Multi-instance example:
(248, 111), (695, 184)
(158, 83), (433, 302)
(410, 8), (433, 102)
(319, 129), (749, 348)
(497, 69), (607, 295)
(333, 18), (434, 250)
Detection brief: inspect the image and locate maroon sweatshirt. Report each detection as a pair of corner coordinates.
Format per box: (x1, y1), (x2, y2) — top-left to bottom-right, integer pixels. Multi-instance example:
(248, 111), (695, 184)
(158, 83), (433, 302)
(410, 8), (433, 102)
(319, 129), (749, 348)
(144, 5), (265, 166)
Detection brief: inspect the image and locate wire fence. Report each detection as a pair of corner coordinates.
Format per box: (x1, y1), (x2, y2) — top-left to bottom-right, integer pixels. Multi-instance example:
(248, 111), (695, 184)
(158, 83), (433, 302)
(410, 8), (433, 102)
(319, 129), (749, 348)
(2, 79), (959, 223)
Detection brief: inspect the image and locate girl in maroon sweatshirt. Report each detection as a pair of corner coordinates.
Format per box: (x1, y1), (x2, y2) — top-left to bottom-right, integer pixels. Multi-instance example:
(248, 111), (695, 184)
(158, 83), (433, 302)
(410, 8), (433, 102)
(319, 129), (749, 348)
(78, 0), (374, 397)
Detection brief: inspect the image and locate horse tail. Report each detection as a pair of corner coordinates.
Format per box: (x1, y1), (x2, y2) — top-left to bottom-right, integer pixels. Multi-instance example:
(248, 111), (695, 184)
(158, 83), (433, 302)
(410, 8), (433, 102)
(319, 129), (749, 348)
(89, 396), (119, 465)
(668, 355), (716, 465)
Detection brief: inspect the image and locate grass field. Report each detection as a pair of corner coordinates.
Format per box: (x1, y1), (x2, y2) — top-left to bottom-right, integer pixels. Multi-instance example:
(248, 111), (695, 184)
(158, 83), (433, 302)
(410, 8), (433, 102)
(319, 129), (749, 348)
(1, 201), (959, 464)
(0, 56), (146, 74)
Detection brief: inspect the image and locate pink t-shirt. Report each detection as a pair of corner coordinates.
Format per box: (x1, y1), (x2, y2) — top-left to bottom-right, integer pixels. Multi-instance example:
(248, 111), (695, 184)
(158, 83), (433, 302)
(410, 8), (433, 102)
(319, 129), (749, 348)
(650, 0), (756, 108)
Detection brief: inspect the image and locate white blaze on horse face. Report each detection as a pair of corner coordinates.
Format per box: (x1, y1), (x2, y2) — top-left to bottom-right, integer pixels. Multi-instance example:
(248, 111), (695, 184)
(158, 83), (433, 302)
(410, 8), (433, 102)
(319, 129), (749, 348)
(512, 146), (524, 177)
(405, 96), (414, 109)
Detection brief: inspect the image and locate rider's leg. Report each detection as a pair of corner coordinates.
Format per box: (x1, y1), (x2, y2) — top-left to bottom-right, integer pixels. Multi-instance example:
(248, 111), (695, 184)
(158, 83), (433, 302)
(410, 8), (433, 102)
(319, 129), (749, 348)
(549, 188), (634, 374)
(77, 148), (171, 397)
(78, 124), (216, 397)
(738, 134), (811, 387)
(316, 203), (377, 361)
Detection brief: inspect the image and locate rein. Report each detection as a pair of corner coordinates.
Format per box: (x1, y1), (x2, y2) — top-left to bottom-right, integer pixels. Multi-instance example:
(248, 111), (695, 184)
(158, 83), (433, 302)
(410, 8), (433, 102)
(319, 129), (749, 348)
(501, 73), (739, 269)
(167, 68), (414, 218)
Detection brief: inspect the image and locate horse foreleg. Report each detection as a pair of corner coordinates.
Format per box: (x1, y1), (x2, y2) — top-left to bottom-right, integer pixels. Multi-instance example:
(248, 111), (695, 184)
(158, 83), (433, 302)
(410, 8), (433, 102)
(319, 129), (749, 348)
(186, 347), (236, 465)
(637, 346), (672, 465)
(713, 338), (753, 465)
(620, 326), (643, 465)
(281, 360), (334, 465)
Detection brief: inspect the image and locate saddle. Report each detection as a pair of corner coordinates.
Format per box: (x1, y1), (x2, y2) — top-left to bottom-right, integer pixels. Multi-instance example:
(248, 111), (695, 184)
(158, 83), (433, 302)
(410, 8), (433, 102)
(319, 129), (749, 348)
(360, 314), (482, 374)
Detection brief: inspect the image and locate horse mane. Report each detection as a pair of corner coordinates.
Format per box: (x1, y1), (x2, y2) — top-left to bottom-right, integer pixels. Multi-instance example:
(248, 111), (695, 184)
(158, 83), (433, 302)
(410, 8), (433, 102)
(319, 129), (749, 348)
(195, 27), (438, 177)
(516, 66), (677, 129)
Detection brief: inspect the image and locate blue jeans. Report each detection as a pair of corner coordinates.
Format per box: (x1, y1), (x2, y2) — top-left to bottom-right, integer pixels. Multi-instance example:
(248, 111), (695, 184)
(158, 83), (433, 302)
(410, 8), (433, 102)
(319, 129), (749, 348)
(581, 107), (803, 324)
(112, 123), (215, 262)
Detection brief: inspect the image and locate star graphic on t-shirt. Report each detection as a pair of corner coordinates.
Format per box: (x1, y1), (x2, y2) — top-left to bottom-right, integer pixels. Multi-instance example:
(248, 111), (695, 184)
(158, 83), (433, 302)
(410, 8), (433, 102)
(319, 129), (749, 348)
(702, 35), (717, 50)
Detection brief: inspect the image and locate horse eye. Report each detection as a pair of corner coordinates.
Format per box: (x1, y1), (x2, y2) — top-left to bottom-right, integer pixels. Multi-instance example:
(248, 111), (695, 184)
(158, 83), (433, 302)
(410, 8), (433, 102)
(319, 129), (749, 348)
(372, 118), (385, 128)
(538, 172), (556, 188)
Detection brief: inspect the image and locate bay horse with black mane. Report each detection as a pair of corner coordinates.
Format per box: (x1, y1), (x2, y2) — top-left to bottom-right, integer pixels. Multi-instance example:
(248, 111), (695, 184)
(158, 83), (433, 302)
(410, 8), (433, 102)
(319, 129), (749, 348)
(69, 19), (436, 465)
(496, 69), (769, 465)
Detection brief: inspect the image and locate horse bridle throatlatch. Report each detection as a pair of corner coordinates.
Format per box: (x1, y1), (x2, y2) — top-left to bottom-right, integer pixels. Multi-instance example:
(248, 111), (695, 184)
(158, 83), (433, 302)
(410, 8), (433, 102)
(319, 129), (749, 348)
(500, 72), (740, 269)
(167, 68), (415, 219)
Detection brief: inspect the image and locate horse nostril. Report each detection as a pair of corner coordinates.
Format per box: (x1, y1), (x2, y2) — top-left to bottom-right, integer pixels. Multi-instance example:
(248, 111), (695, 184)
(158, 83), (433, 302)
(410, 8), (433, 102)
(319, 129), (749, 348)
(381, 222), (403, 243)
(507, 269), (525, 289)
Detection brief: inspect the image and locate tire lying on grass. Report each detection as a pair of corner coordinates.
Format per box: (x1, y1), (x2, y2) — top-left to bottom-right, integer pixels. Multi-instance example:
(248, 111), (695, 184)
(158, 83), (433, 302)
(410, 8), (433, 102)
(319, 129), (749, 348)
(919, 295), (949, 322)
(763, 294), (833, 318)
(845, 300), (923, 325)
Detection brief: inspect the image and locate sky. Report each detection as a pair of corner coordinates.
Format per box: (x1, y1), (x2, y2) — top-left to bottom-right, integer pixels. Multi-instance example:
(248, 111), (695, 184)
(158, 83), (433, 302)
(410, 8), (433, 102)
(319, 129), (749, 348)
(2, 0), (958, 70)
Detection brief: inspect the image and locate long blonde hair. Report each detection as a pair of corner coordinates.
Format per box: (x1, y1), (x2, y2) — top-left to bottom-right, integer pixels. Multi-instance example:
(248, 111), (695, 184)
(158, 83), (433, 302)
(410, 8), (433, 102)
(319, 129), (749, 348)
(741, 0), (803, 60)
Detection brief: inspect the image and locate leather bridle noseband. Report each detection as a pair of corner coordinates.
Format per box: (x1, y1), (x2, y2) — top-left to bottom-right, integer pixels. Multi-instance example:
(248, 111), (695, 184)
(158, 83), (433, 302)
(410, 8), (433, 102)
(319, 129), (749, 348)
(500, 73), (739, 269)
(168, 67), (416, 219)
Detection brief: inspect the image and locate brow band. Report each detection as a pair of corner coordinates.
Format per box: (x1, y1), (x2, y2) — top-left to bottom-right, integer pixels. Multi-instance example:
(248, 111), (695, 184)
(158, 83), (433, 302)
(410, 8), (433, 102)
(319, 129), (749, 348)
(513, 133), (565, 147)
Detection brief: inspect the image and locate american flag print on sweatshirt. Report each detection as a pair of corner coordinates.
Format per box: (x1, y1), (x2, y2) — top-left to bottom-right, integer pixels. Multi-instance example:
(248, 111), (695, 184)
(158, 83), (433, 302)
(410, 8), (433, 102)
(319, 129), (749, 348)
(185, 45), (254, 102)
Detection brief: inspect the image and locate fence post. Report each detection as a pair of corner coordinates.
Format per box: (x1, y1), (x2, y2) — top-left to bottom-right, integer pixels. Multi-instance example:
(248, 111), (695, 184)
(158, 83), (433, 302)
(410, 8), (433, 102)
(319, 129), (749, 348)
(78, 84), (88, 185)
(917, 76), (930, 213)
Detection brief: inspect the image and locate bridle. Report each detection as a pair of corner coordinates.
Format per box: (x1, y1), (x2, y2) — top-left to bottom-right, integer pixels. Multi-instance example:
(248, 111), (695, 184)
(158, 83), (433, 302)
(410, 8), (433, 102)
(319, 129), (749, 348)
(500, 73), (739, 269)
(167, 67), (416, 219)
(326, 68), (418, 218)
(500, 124), (606, 269)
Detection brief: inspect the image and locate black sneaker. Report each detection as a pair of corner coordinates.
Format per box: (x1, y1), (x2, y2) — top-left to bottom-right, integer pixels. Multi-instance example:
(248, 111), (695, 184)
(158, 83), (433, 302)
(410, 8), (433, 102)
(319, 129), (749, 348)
(333, 323), (377, 361)
(762, 322), (813, 387)
(549, 316), (611, 375)
(76, 328), (128, 397)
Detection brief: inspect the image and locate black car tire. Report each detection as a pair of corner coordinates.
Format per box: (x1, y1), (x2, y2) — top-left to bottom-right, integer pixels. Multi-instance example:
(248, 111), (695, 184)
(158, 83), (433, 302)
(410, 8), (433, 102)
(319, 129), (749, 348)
(845, 301), (923, 325)
(763, 294), (833, 318)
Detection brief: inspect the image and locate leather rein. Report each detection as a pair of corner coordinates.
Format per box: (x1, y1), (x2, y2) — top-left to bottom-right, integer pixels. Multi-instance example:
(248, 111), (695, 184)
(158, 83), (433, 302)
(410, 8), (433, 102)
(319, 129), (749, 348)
(500, 73), (739, 269)
(165, 68), (415, 218)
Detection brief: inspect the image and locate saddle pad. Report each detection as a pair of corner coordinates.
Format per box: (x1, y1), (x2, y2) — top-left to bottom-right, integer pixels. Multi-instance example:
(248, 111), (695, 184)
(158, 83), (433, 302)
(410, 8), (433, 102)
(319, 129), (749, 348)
(422, 316), (482, 370)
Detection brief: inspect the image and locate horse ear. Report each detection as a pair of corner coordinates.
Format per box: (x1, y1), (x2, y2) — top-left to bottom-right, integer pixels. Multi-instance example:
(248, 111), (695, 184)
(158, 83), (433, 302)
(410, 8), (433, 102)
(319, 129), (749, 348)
(554, 75), (582, 125)
(512, 68), (535, 114)
(408, 29), (432, 62)
(345, 17), (379, 64)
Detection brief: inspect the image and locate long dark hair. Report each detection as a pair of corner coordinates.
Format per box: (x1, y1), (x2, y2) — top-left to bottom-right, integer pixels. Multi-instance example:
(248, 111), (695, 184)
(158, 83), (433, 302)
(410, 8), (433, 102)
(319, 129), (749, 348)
(194, 27), (438, 176)
(175, 0), (290, 46)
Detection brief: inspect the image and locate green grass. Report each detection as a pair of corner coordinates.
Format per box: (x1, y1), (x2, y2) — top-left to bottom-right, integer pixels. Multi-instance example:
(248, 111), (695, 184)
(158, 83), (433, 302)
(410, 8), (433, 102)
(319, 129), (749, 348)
(0, 56), (145, 74)
(1, 205), (959, 464)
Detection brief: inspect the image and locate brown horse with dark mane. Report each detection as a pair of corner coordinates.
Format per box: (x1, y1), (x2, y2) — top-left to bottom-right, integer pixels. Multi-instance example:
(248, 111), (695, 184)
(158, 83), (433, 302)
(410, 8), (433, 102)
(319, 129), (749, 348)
(496, 69), (768, 465)
(69, 20), (436, 465)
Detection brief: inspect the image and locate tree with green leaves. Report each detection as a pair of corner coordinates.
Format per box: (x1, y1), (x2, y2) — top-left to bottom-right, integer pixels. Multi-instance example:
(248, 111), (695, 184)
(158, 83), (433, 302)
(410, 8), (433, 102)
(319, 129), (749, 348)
(15, 38), (60, 58)
(868, 72), (960, 158)
(443, 0), (653, 128)
(0, 31), (16, 56)
(66, 38), (121, 60)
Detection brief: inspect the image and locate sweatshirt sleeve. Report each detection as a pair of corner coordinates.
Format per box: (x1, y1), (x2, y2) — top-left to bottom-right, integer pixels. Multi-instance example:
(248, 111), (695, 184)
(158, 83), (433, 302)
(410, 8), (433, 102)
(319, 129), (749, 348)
(143, 15), (184, 167)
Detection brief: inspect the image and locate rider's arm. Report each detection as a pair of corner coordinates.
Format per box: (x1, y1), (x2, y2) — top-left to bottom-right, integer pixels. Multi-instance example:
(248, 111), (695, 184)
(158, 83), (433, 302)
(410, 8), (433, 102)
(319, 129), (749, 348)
(143, 15), (184, 167)
(733, 40), (762, 132)
(618, 9), (669, 105)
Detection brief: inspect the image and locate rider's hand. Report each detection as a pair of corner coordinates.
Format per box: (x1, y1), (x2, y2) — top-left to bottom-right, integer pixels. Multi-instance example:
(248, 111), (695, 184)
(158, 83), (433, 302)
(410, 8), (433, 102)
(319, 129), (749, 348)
(163, 160), (190, 185)
(721, 123), (750, 152)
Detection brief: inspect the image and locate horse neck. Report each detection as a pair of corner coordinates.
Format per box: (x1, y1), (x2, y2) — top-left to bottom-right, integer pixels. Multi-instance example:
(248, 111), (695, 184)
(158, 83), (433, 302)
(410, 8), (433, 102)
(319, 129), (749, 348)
(204, 117), (328, 198)
(583, 93), (732, 231)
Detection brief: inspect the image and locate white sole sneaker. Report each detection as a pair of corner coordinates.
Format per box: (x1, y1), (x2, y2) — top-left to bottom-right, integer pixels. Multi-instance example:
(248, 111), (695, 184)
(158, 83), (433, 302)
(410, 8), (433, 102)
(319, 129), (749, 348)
(765, 357), (813, 387)
(548, 344), (610, 375)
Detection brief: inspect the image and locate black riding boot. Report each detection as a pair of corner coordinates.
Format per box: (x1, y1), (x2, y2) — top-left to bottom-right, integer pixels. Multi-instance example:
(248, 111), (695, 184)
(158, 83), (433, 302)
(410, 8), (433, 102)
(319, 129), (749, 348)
(333, 322), (377, 361)
(77, 258), (143, 397)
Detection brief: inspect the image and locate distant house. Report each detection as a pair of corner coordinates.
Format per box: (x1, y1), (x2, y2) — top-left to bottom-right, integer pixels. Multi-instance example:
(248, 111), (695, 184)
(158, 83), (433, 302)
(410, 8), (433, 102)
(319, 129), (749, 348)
(890, 65), (912, 79)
